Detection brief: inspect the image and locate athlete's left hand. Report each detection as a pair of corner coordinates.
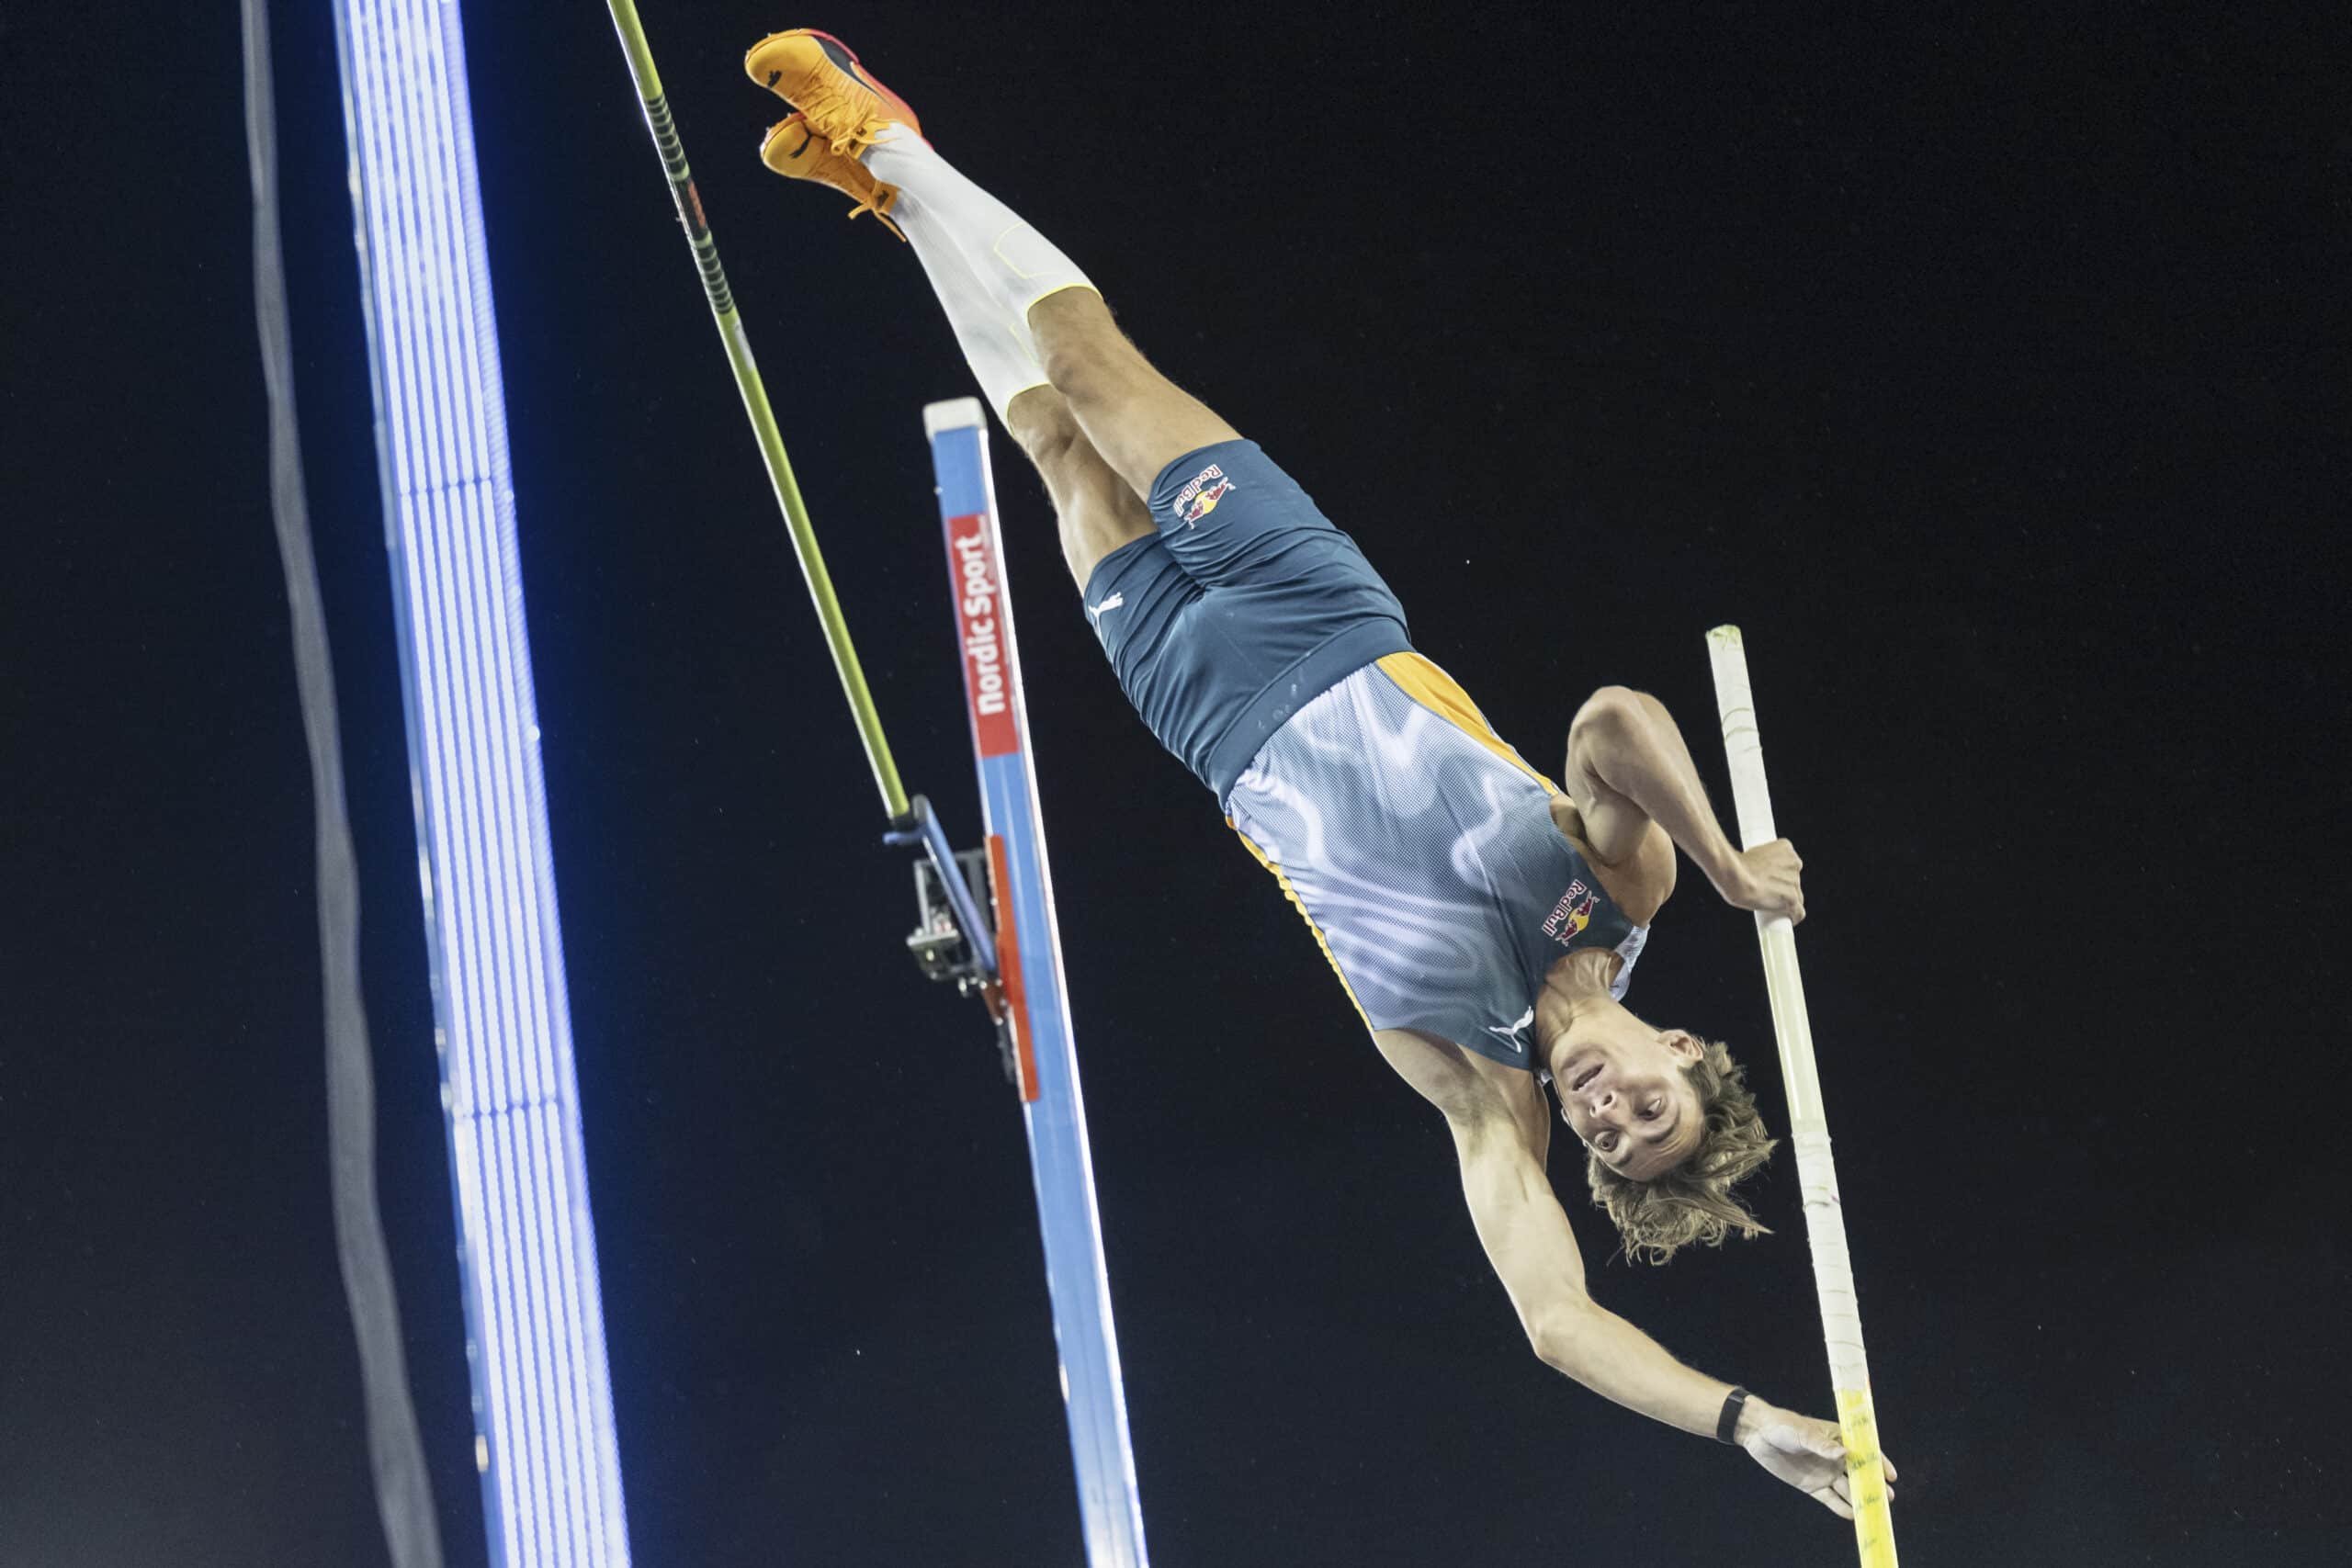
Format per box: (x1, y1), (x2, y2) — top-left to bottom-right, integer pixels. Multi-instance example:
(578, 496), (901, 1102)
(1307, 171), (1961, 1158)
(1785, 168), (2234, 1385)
(1719, 839), (1805, 924)
(1737, 1401), (1897, 1519)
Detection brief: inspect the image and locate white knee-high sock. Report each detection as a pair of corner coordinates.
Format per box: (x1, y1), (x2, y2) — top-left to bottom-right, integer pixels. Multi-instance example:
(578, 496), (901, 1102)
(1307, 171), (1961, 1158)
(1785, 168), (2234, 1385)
(866, 127), (1097, 326)
(897, 188), (1051, 423)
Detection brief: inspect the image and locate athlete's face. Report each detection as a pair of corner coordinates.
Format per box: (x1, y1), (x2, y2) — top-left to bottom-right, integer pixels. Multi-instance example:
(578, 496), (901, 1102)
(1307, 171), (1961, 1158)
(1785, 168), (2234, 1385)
(1553, 1020), (1708, 1181)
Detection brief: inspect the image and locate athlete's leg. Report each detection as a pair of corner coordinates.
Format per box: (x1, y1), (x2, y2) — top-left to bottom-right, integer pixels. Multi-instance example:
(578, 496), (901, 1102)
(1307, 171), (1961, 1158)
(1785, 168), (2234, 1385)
(1025, 288), (1240, 500)
(856, 130), (1243, 496)
(1004, 384), (1157, 588)
(750, 36), (1245, 495)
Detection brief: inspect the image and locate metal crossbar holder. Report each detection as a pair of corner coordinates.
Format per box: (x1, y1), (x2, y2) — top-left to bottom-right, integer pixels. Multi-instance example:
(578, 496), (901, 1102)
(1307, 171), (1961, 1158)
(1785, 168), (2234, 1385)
(906, 847), (996, 993)
(884, 794), (1001, 980)
(899, 840), (1019, 1082)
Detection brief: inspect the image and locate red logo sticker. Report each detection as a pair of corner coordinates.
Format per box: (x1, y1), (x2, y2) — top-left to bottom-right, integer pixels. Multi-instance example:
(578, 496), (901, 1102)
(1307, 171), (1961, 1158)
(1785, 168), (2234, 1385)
(946, 513), (1019, 757)
(1170, 462), (1232, 526)
(1544, 879), (1598, 946)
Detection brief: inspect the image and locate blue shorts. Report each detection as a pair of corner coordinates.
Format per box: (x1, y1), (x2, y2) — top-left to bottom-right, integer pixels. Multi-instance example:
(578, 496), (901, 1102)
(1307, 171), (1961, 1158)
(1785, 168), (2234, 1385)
(1082, 440), (1413, 803)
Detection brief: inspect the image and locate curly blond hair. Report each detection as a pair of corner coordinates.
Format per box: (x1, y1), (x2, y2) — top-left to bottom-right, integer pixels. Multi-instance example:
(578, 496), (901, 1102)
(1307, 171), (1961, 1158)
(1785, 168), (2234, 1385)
(1583, 1036), (1778, 1266)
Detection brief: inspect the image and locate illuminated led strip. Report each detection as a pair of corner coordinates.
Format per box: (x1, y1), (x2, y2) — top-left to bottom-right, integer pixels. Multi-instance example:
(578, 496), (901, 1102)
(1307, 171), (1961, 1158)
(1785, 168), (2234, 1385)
(328, 3), (631, 1563)
(926, 399), (1149, 1566)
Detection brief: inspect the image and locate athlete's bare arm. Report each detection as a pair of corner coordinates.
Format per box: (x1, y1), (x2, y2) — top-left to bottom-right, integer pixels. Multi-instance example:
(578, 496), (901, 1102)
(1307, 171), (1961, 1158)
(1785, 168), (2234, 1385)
(1565, 685), (1804, 924)
(1375, 1028), (1765, 1437)
(1377, 1027), (1895, 1513)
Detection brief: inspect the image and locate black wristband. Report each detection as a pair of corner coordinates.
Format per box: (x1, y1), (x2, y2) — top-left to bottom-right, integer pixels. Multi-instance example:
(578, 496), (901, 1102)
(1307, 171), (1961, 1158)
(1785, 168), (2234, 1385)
(1716, 1386), (1750, 1445)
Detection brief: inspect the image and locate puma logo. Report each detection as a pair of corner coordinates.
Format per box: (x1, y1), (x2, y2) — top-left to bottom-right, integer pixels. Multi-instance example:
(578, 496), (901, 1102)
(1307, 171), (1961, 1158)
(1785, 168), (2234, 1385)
(1484, 1005), (1534, 1055)
(1085, 592), (1125, 626)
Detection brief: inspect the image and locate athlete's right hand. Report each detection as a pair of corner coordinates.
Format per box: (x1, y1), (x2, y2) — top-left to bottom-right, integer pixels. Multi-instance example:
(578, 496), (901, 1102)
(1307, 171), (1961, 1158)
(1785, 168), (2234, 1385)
(1737, 1401), (1896, 1520)
(1719, 840), (1805, 924)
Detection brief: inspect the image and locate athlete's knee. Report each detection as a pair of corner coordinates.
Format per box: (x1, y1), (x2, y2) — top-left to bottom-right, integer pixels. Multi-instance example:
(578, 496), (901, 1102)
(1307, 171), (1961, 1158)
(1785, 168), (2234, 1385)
(1007, 387), (1091, 484)
(1042, 334), (1136, 410)
(1031, 289), (1141, 405)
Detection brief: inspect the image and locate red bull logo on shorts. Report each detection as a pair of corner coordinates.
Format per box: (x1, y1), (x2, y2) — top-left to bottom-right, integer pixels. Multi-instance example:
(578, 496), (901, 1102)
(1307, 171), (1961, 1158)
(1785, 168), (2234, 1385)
(1543, 880), (1597, 946)
(1172, 462), (1232, 526)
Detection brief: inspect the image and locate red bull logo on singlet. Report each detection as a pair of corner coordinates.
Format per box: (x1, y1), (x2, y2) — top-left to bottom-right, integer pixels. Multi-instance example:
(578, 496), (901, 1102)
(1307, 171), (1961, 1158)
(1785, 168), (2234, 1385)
(1172, 462), (1232, 525)
(1543, 880), (1598, 946)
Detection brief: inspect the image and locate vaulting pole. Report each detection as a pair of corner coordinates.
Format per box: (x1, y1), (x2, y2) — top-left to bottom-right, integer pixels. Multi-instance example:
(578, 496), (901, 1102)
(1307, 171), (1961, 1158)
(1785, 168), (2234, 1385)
(1706, 626), (1897, 1568)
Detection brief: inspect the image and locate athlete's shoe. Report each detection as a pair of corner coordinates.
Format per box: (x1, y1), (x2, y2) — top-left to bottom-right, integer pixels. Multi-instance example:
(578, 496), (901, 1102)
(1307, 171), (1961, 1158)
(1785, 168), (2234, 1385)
(743, 28), (922, 155)
(758, 113), (906, 240)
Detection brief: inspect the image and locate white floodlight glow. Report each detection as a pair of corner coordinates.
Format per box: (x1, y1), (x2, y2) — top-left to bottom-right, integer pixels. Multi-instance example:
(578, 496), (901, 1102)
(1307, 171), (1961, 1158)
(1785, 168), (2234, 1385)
(328, 2), (632, 1562)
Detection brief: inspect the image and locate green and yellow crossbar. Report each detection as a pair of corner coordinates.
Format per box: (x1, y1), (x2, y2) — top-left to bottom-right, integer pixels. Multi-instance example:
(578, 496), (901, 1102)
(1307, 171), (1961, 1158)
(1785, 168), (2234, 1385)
(601, 0), (908, 823)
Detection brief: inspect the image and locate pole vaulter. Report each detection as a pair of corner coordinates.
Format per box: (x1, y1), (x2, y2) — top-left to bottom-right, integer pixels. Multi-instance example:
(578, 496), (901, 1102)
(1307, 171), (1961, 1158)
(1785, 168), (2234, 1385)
(731, 18), (1901, 1539)
(599, 4), (1900, 1552)
(598, 5), (1151, 1561)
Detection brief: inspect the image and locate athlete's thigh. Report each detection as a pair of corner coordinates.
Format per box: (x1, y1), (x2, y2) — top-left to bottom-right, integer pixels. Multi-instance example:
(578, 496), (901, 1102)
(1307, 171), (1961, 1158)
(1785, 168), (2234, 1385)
(1082, 369), (1239, 496)
(1033, 289), (1240, 494)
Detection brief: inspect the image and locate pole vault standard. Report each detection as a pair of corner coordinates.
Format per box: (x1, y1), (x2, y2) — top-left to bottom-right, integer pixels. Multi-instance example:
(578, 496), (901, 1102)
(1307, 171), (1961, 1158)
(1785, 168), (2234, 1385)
(595, 5), (1148, 1558)
(925, 399), (1150, 1566)
(1706, 626), (1898, 1568)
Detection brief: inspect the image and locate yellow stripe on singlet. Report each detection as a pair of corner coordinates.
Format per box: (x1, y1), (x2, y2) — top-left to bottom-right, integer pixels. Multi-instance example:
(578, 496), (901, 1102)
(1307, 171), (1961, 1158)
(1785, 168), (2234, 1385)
(1375, 651), (1561, 793)
(1229, 653), (1555, 1032)
(1227, 819), (1374, 1031)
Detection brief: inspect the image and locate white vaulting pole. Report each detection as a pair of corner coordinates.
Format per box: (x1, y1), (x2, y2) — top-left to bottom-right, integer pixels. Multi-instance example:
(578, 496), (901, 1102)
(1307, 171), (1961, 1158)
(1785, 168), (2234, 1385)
(1706, 626), (1897, 1568)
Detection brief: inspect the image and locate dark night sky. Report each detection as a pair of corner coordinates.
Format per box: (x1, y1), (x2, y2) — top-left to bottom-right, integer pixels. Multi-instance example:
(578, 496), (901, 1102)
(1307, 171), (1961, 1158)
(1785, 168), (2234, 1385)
(3, 3), (2345, 1564)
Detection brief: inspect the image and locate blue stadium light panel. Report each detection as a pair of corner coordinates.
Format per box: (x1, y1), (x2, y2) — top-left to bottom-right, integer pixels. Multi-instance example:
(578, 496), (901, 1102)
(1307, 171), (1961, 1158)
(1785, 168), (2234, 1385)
(328, 3), (632, 1562)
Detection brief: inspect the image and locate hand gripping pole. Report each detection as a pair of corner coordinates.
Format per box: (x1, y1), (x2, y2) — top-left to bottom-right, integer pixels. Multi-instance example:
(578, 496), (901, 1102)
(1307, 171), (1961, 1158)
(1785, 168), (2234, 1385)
(1706, 626), (1898, 1568)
